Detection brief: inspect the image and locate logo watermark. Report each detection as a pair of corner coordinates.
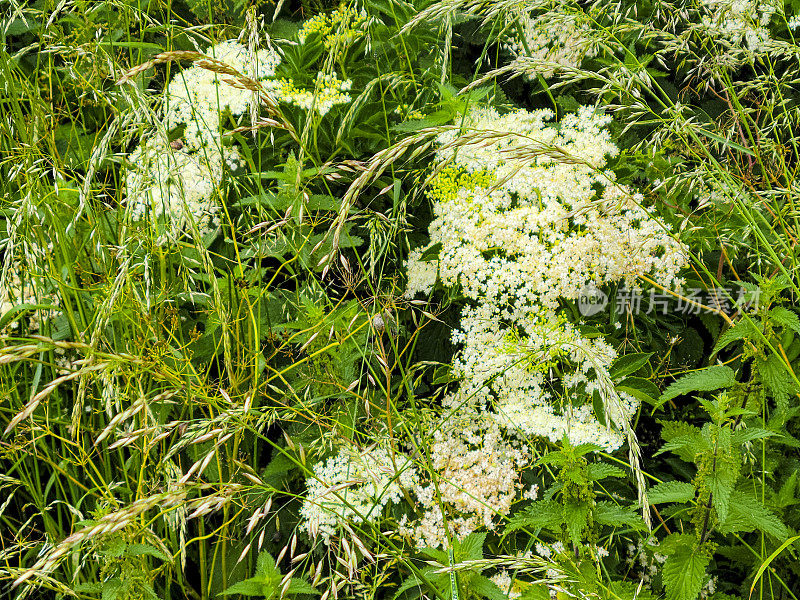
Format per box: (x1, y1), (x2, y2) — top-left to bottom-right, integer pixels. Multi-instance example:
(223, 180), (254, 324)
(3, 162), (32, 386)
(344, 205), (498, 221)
(578, 285), (760, 317)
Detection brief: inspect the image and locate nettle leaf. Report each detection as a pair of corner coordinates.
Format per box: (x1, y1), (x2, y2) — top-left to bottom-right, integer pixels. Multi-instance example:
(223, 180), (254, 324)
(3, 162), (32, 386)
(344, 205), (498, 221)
(469, 575), (507, 600)
(731, 427), (779, 446)
(456, 532), (486, 562)
(287, 578), (321, 595)
(662, 542), (710, 600)
(757, 354), (794, 406)
(769, 306), (800, 334)
(564, 501), (590, 544)
(507, 500), (562, 533)
(220, 578), (270, 596)
(585, 463), (626, 481)
(126, 543), (169, 562)
(718, 490), (788, 541)
(648, 481), (696, 505)
(594, 501), (645, 529)
(102, 578), (125, 600)
(712, 318), (759, 355)
(705, 467), (737, 522)
(658, 366), (737, 407)
(658, 421), (706, 462)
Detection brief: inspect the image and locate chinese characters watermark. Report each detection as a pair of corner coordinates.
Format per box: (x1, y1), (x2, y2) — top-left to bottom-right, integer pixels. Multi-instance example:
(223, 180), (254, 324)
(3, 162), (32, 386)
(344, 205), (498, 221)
(578, 285), (761, 317)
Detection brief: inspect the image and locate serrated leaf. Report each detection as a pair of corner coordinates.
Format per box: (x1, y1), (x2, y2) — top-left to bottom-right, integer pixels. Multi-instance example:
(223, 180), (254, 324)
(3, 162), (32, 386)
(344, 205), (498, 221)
(713, 319), (759, 355)
(564, 501), (590, 544)
(730, 427), (778, 446)
(594, 501), (645, 529)
(126, 543), (169, 562)
(585, 463), (626, 481)
(220, 578), (269, 596)
(757, 354), (794, 406)
(706, 467), (736, 522)
(469, 575), (507, 600)
(648, 481), (696, 505)
(287, 578), (321, 595)
(102, 579), (125, 600)
(506, 500), (562, 533)
(719, 490), (788, 540)
(658, 366), (737, 407)
(663, 543), (710, 600)
(455, 532), (485, 562)
(769, 307), (800, 334)
(256, 550), (277, 577)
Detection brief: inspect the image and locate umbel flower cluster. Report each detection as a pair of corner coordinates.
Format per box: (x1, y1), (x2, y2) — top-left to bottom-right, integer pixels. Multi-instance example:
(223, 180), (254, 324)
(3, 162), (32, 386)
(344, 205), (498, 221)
(126, 32), (354, 240)
(408, 105), (686, 452)
(502, 7), (598, 78)
(698, 0), (780, 52)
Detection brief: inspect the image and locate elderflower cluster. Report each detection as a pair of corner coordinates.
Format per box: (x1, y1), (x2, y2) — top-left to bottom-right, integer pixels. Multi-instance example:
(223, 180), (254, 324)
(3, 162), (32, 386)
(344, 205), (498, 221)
(402, 413), (529, 549)
(299, 445), (417, 541)
(402, 247), (438, 298)
(503, 9), (598, 78)
(126, 135), (242, 236)
(407, 105), (685, 452)
(127, 34), (354, 240)
(699, 0), (780, 52)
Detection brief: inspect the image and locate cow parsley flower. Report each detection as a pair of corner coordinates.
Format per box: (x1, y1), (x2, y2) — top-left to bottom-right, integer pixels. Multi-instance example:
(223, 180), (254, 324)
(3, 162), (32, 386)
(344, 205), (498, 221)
(299, 445), (417, 541)
(412, 104), (686, 451)
(503, 8), (598, 78)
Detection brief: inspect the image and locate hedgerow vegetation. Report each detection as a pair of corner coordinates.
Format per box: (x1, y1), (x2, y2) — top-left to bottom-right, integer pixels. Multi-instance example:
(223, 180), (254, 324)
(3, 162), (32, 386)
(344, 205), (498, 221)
(2, 0), (800, 599)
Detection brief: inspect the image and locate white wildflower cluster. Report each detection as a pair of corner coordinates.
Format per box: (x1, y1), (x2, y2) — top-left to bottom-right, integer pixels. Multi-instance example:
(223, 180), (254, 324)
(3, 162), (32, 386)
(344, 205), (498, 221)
(126, 135), (242, 236)
(402, 247), (438, 298)
(503, 9), (598, 78)
(489, 570), (524, 599)
(625, 537), (667, 588)
(408, 105), (685, 450)
(263, 73), (352, 116)
(299, 445), (417, 541)
(699, 0), (780, 52)
(127, 33), (354, 240)
(402, 414), (529, 549)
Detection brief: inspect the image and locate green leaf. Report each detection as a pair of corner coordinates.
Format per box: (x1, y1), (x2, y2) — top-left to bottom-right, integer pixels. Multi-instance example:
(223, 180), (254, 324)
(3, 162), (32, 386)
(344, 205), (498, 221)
(769, 307), (800, 334)
(610, 353), (653, 380)
(220, 578), (270, 596)
(287, 578), (321, 595)
(657, 366), (737, 407)
(706, 467), (737, 522)
(469, 575), (507, 600)
(564, 501), (590, 544)
(126, 543), (169, 562)
(455, 532), (485, 562)
(617, 377), (661, 405)
(757, 355), (794, 405)
(712, 319), (759, 355)
(102, 578), (125, 600)
(662, 542), (710, 600)
(506, 500), (562, 533)
(256, 550), (278, 577)
(585, 463), (626, 481)
(719, 490), (788, 541)
(594, 501), (645, 529)
(647, 481), (696, 505)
